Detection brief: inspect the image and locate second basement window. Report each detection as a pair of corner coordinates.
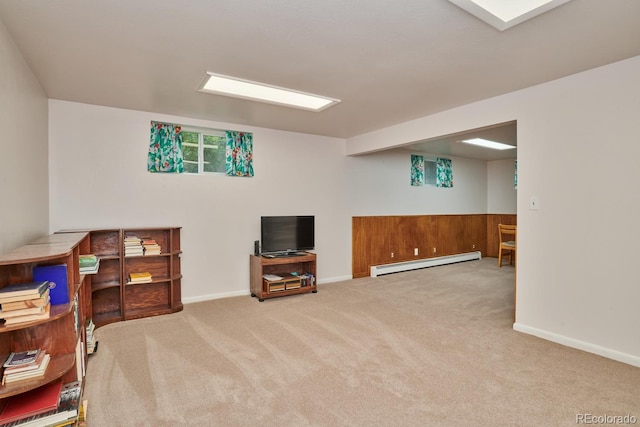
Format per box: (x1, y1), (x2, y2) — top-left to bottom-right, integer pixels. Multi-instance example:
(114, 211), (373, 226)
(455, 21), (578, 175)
(181, 127), (226, 174)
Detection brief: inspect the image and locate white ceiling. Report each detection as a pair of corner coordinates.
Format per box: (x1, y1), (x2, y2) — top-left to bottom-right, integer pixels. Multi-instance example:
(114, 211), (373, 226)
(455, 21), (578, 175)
(1, 0), (640, 160)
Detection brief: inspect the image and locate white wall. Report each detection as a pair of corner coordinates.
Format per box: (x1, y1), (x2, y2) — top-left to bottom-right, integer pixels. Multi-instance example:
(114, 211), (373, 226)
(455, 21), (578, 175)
(346, 55), (640, 366)
(48, 100), (502, 304)
(48, 101), (352, 301)
(0, 20), (49, 254)
(487, 159), (517, 214)
(345, 148), (489, 215)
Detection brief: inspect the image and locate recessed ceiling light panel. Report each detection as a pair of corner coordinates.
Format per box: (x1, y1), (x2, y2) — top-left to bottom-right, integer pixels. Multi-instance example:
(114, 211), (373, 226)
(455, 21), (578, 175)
(460, 138), (516, 150)
(448, 0), (572, 31)
(198, 72), (340, 112)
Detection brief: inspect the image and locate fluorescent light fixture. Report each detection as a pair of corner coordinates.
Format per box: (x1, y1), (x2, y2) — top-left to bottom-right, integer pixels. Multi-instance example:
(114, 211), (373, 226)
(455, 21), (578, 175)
(460, 138), (516, 150)
(198, 72), (340, 112)
(448, 0), (571, 31)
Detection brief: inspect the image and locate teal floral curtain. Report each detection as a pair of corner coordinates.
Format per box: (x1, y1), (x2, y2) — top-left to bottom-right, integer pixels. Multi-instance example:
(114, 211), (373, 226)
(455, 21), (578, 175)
(411, 154), (424, 186)
(148, 121), (184, 173)
(514, 160), (518, 189)
(436, 157), (453, 188)
(225, 131), (254, 177)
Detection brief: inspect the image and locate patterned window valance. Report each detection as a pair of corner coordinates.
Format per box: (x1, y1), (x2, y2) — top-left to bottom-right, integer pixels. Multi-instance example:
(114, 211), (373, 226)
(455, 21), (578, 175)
(436, 157), (453, 188)
(148, 121), (184, 173)
(411, 154), (424, 186)
(225, 131), (254, 177)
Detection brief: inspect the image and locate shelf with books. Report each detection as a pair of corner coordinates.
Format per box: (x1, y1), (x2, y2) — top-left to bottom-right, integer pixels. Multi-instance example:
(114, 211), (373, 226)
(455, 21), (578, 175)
(56, 227), (182, 325)
(0, 353), (75, 398)
(0, 233), (89, 405)
(122, 227), (182, 319)
(250, 252), (317, 301)
(0, 300), (76, 333)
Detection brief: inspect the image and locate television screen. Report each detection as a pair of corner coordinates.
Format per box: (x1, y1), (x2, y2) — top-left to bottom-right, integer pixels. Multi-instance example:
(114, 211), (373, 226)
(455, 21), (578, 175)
(260, 216), (315, 254)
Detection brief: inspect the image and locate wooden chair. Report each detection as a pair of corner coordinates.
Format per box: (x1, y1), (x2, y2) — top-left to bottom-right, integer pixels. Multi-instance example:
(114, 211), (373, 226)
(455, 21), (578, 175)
(498, 224), (517, 267)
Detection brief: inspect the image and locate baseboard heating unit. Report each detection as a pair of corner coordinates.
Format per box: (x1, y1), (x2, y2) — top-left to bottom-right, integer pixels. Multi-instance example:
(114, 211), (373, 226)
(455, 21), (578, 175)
(370, 251), (482, 277)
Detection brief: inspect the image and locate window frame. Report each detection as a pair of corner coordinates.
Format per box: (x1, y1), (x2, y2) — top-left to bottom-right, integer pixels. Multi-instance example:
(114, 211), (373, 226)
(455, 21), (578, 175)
(181, 126), (226, 175)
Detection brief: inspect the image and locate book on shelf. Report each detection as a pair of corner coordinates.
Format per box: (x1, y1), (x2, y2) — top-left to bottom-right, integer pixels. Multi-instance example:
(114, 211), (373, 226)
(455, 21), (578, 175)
(2, 350), (46, 375)
(3, 349), (41, 367)
(78, 254), (98, 268)
(300, 273), (315, 287)
(2, 303), (51, 325)
(141, 238), (161, 255)
(32, 264), (69, 305)
(0, 289), (50, 311)
(75, 338), (85, 381)
(2, 352), (50, 384)
(285, 281), (301, 290)
(79, 255), (100, 274)
(262, 274), (283, 281)
(79, 262), (100, 275)
(127, 272), (152, 284)
(57, 381), (82, 415)
(0, 380), (62, 425)
(0, 381), (83, 427)
(86, 319), (97, 355)
(0, 303), (48, 319)
(269, 283), (286, 292)
(124, 235), (144, 257)
(77, 399), (88, 427)
(125, 248), (144, 257)
(0, 281), (50, 300)
(41, 382), (85, 427)
(124, 235), (141, 243)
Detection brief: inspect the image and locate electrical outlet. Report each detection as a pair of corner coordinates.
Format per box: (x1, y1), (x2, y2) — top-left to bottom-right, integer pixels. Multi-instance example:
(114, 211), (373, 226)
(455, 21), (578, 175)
(433, 247), (436, 253)
(391, 252), (394, 258)
(529, 196), (540, 210)
(472, 244), (476, 249)
(414, 248), (418, 256)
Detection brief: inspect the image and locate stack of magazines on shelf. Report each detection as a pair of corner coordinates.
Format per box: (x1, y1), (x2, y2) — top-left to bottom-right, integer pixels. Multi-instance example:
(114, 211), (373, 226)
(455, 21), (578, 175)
(2, 349), (50, 385)
(124, 235), (143, 257)
(78, 254), (99, 275)
(0, 281), (51, 326)
(0, 380), (85, 427)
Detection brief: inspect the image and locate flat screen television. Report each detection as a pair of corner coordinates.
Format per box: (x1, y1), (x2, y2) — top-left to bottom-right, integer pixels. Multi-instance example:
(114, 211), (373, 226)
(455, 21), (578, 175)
(260, 216), (315, 255)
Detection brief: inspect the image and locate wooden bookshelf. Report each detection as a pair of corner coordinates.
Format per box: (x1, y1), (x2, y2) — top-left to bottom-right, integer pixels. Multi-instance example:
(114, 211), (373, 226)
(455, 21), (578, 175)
(0, 233), (89, 404)
(122, 228), (182, 320)
(87, 229), (123, 327)
(58, 227), (183, 327)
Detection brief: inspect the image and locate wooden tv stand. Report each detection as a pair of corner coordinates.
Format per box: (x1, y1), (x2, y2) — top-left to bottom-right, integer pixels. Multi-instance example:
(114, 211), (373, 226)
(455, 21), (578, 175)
(250, 252), (317, 301)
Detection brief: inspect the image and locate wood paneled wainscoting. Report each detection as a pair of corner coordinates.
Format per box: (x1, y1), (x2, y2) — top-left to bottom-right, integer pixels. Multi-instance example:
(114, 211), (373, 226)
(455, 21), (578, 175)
(352, 214), (516, 278)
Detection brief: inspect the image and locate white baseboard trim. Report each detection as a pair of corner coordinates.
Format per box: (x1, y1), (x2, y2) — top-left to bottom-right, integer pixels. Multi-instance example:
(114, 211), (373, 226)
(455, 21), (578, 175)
(513, 322), (640, 368)
(182, 275), (352, 304)
(319, 275), (352, 284)
(370, 251), (482, 277)
(183, 290), (249, 304)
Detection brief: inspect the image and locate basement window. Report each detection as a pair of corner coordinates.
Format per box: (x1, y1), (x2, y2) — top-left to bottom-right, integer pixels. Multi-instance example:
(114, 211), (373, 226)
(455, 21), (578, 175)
(425, 161), (437, 185)
(181, 127), (226, 174)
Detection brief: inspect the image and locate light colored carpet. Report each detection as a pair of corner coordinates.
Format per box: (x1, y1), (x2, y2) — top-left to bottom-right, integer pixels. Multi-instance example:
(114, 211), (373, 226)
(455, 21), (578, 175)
(83, 258), (640, 426)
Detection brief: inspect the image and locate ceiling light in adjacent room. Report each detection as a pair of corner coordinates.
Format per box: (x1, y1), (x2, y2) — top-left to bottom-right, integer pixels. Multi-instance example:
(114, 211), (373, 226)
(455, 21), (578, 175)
(198, 72), (340, 112)
(460, 138), (516, 150)
(448, 0), (571, 31)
